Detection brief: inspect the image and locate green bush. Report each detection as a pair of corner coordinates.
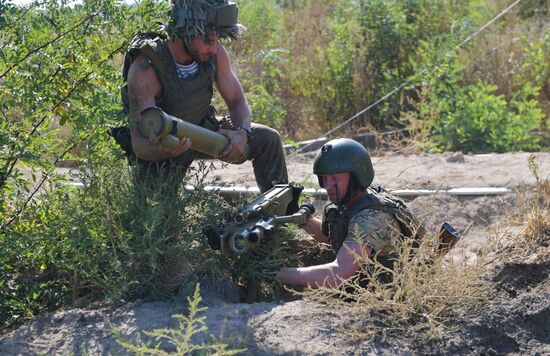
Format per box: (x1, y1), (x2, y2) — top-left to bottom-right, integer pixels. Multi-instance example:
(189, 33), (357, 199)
(407, 37), (545, 153)
(241, 49), (288, 128)
(255, 0), (485, 136)
(0, 151), (231, 330)
(230, 0), (549, 143)
(234, 0), (283, 52)
(0, 0), (176, 329)
(436, 83), (543, 153)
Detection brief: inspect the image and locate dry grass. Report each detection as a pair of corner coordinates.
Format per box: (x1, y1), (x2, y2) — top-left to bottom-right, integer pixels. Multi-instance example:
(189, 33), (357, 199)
(486, 154), (550, 261)
(302, 231), (491, 341)
(394, 86), (443, 154)
(461, 3), (549, 93)
(522, 155), (550, 242)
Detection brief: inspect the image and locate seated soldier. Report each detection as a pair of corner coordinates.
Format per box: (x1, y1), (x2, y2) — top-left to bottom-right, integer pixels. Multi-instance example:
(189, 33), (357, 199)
(113, 0), (287, 193)
(276, 138), (417, 288)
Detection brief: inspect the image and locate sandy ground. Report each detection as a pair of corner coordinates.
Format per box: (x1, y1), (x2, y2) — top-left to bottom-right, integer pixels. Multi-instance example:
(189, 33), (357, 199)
(202, 151), (550, 190)
(1, 151), (549, 355)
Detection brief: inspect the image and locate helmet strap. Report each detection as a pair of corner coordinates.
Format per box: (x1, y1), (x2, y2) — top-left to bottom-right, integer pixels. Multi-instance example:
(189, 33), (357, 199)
(334, 183), (341, 205)
(339, 175), (358, 207)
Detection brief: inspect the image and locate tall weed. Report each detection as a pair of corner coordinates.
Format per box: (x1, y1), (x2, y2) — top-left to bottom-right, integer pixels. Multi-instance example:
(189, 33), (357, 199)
(114, 283), (244, 355)
(303, 225), (491, 339)
(522, 155), (550, 243)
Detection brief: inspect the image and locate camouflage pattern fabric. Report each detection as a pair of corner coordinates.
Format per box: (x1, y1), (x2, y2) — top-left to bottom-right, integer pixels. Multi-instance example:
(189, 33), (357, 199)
(344, 209), (402, 260)
(168, 0), (246, 43)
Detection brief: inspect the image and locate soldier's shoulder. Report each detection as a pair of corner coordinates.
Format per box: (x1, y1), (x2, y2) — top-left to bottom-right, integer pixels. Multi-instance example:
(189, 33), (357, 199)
(348, 209), (397, 239)
(128, 32), (167, 52)
(350, 208), (395, 226)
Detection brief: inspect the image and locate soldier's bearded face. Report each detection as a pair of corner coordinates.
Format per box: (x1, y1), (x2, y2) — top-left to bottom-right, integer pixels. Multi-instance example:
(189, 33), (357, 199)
(322, 173), (351, 204)
(187, 35), (219, 62)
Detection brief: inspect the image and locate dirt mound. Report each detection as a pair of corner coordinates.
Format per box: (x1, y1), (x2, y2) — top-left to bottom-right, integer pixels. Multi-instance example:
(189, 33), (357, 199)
(2, 256), (549, 355)
(429, 258), (550, 355)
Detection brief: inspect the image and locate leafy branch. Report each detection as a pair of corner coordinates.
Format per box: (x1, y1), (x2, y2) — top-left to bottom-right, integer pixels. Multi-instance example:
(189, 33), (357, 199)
(0, 11), (100, 80)
(0, 40), (128, 192)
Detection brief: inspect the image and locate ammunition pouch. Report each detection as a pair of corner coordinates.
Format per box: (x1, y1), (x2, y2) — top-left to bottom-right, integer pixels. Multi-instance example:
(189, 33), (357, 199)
(201, 111), (221, 132)
(322, 205), (348, 253)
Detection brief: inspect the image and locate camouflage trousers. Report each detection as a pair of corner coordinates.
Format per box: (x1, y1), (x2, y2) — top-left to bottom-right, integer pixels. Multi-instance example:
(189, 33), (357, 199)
(114, 121), (288, 194)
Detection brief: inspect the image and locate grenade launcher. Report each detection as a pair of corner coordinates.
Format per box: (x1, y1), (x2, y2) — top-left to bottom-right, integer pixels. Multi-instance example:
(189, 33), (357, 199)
(136, 107), (248, 163)
(202, 184), (315, 255)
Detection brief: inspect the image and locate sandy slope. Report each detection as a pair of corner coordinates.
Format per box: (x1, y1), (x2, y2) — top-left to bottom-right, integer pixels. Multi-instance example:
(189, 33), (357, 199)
(2, 152), (549, 355)
(202, 151), (550, 190)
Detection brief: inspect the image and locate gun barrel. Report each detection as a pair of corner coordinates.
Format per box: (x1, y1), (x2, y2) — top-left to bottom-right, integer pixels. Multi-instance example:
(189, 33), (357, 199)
(249, 227), (263, 243)
(203, 184), (310, 255)
(227, 231), (250, 255)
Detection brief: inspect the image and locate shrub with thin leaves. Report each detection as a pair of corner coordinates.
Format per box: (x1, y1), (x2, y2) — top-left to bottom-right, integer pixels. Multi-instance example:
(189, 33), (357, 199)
(113, 283), (245, 355)
(228, 224), (331, 301)
(0, 150), (233, 330)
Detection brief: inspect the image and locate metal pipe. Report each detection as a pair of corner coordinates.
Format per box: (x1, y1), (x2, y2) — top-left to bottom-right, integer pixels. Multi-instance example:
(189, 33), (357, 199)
(61, 181), (513, 200)
(182, 185), (512, 201)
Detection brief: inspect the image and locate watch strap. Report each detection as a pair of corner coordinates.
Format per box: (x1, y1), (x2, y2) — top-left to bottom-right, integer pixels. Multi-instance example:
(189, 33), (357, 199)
(239, 125), (253, 139)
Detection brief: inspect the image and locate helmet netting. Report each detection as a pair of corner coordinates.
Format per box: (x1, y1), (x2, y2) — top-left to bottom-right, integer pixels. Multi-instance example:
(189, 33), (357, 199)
(168, 0), (246, 43)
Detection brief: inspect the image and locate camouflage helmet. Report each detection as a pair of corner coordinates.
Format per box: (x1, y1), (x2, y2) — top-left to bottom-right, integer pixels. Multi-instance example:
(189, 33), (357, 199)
(313, 138), (374, 190)
(167, 0), (246, 43)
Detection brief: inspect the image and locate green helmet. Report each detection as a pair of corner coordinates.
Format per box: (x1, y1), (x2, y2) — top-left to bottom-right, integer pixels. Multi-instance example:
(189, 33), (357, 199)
(313, 138), (374, 190)
(168, 0), (246, 43)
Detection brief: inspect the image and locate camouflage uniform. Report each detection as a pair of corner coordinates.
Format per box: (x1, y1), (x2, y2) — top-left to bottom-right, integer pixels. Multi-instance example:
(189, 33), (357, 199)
(322, 185), (419, 270)
(345, 209), (402, 264)
(320, 204), (403, 289)
(313, 138), (420, 287)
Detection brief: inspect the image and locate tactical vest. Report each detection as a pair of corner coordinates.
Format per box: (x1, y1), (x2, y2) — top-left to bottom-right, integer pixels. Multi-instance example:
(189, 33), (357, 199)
(321, 186), (421, 254)
(121, 32), (218, 129)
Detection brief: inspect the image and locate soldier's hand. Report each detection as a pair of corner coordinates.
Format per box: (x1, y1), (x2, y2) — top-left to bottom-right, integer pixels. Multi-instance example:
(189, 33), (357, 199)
(159, 136), (192, 157)
(218, 128), (248, 163)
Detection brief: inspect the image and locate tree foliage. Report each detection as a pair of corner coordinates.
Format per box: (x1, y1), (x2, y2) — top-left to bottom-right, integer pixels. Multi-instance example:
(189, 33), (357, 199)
(0, 0), (172, 329)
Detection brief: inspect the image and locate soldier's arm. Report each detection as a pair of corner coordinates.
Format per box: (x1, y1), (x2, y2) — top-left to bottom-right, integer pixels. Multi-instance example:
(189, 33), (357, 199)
(214, 44), (250, 162)
(215, 44), (251, 129)
(127, 54), (191, 161)
(276, 241), (371, 288)
(302, 217), (330, 244)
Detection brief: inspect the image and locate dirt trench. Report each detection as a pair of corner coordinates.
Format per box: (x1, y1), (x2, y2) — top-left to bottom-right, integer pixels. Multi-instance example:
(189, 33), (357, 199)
(2, 152), (549, 355)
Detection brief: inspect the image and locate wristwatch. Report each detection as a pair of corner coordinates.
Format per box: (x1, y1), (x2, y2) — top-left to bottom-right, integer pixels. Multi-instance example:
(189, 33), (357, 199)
(239, 125), (253, 140)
